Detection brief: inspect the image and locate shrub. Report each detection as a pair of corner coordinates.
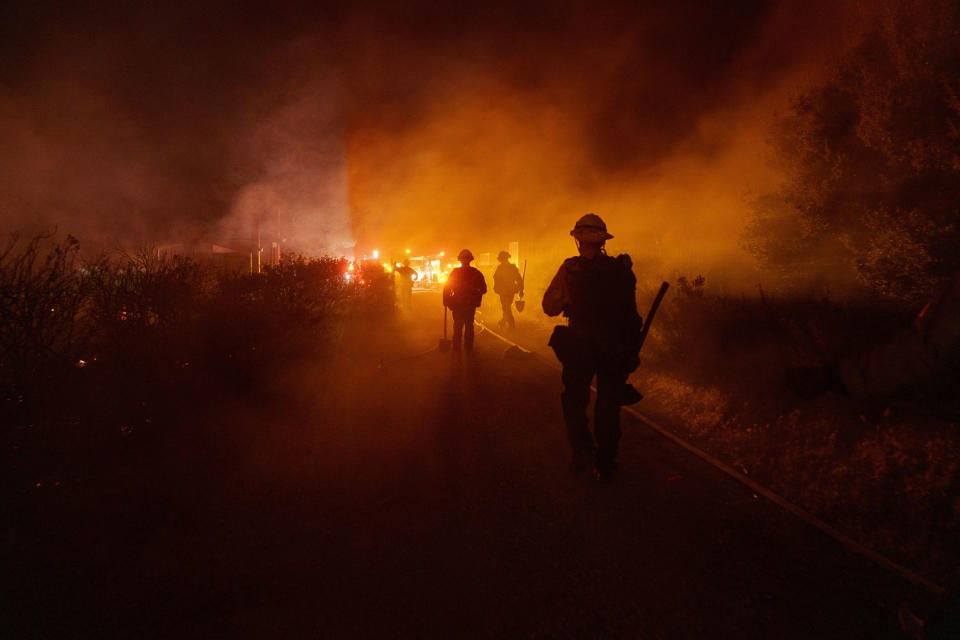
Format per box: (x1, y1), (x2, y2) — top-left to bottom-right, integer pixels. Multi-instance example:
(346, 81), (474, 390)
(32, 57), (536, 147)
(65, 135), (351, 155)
(747, 0), (960, 302)
(0, 233), (92, 411)
(1, 234), (394, 483)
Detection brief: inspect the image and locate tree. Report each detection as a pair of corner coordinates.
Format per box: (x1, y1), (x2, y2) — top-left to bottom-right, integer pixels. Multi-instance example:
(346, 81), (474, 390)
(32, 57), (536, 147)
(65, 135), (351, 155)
(747, 0), (960, 303)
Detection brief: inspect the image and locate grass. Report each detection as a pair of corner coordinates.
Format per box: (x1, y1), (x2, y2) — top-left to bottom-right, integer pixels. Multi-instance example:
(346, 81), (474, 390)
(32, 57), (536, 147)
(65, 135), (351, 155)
(633, 275), (960, 586)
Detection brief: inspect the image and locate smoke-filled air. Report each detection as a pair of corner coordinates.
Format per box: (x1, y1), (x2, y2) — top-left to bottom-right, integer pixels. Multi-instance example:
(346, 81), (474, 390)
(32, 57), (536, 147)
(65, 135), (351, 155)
(2, 0), (894, 286)
(5, 0), (960, 637)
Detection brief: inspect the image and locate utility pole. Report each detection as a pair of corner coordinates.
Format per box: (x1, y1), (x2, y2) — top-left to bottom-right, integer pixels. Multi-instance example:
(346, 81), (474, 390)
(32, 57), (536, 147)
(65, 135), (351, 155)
(256, 212), (262, 274)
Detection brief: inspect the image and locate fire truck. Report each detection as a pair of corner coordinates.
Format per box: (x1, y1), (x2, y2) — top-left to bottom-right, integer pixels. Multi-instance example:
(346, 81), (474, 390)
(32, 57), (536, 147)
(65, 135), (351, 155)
(407, 254), (455, 291)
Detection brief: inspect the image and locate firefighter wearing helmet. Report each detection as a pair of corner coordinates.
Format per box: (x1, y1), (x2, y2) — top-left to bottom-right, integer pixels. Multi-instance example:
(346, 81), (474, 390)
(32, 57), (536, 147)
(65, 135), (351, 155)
(493, 250), (524, 330)
(394, 258), (418, 310)
(542, 214), (643, 482)
(443, 249), (487, 353)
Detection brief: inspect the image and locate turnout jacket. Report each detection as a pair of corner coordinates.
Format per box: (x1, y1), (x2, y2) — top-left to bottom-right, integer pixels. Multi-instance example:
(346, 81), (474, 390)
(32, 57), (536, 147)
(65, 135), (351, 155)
(542, 253), (643, 366)
(493, 262), (524, 296)
(443, 265), (487, 311)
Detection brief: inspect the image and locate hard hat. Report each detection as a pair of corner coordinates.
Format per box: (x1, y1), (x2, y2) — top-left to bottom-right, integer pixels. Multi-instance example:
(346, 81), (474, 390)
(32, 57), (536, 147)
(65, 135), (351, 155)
(497, 250), (511, 261)
(458, 249), (474, 262)
(570, 213), (613, 241)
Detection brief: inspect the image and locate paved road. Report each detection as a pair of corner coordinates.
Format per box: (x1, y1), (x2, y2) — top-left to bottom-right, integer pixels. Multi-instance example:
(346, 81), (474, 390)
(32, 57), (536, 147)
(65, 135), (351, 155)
(9, 291), (931, 638)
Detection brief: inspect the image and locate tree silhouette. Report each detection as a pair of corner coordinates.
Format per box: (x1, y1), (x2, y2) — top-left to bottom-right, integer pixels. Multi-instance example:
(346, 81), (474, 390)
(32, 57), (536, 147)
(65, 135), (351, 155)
(748, 0), (960, 302)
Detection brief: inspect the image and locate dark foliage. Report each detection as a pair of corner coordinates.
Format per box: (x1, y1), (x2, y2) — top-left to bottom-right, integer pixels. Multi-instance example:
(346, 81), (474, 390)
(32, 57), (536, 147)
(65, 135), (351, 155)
(1, 234), (394, 488)
(637, 276), (959, 582)
(747, 0), (960, 303)
(650, 275), (914, 391)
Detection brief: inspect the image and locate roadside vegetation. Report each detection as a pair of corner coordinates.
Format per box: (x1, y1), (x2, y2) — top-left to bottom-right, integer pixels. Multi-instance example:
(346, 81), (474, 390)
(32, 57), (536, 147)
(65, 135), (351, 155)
(1, 232), (393, 504)
(616, 0), (960, 587)
(633, 276), (959, 586)
(635, 0), (960, 587)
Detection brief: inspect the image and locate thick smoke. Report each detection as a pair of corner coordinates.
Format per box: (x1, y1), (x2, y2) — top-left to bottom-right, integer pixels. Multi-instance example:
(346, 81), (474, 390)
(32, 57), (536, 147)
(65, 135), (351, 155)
(0, 0), (866, 280)
(341, 0), (868, 290)
(218, 67), (351, 256)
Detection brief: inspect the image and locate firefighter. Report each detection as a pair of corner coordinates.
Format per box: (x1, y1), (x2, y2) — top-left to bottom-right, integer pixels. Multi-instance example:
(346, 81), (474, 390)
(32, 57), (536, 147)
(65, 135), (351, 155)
(443, 249), (487, 353)
(395, 259), (418, 309)
(542, 214), (643, 482)
(493, 250), (524, 330)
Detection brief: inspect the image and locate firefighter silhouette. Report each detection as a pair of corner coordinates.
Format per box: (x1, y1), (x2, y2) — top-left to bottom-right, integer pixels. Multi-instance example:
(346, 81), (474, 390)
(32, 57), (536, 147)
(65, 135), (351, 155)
(543, 214), (643, 482)
(394, 259), (417, 309)
(443, 249), (487, 353)
(493, 250), (524, 330)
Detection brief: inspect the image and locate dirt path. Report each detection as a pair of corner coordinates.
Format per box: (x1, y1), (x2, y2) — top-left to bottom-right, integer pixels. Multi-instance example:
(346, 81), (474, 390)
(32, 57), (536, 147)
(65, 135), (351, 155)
(7, 292), (933, 638)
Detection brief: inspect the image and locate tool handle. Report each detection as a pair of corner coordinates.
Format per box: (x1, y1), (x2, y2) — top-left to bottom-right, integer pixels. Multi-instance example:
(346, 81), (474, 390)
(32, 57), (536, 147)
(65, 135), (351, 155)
(637, 281), (669, 352)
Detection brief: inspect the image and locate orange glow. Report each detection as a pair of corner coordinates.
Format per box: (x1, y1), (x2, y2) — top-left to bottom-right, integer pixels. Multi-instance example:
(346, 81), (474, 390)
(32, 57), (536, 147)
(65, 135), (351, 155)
(343, 40), (865, 294)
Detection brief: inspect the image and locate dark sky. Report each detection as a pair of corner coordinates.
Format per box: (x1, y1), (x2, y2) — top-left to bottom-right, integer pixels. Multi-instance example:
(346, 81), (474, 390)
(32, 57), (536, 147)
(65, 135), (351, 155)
(0, 0), (859, 255)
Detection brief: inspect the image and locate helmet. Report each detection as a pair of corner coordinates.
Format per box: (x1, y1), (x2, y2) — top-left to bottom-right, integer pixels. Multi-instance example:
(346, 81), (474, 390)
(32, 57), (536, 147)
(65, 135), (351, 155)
(570, 213), (613, 241)
(458, 249), (474, 263)
(497, 250), (511, 261)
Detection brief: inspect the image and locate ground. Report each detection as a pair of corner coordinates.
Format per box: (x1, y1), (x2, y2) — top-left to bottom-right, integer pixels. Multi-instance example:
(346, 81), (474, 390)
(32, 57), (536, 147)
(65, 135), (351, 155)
(5, 291), (937, 639)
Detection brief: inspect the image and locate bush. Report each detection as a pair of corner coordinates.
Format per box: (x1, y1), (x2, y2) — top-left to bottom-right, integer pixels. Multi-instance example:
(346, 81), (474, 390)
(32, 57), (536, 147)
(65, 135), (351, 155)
(645, 275), (916, 391)
(0, 233), (93, 425)
(635, 275), (959, 581)
(747, 0), (960, 303)
(1, 234), (394, 483)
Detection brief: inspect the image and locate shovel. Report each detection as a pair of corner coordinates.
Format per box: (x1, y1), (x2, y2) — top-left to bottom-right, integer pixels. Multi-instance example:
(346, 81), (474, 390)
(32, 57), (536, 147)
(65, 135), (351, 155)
(438, 305), (452, 352)
(514, 259), (527, 312)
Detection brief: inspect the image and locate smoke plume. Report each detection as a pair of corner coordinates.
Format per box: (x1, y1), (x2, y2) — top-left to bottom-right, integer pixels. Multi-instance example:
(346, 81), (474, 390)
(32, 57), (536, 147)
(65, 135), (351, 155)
(0, 0), (868, 284)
